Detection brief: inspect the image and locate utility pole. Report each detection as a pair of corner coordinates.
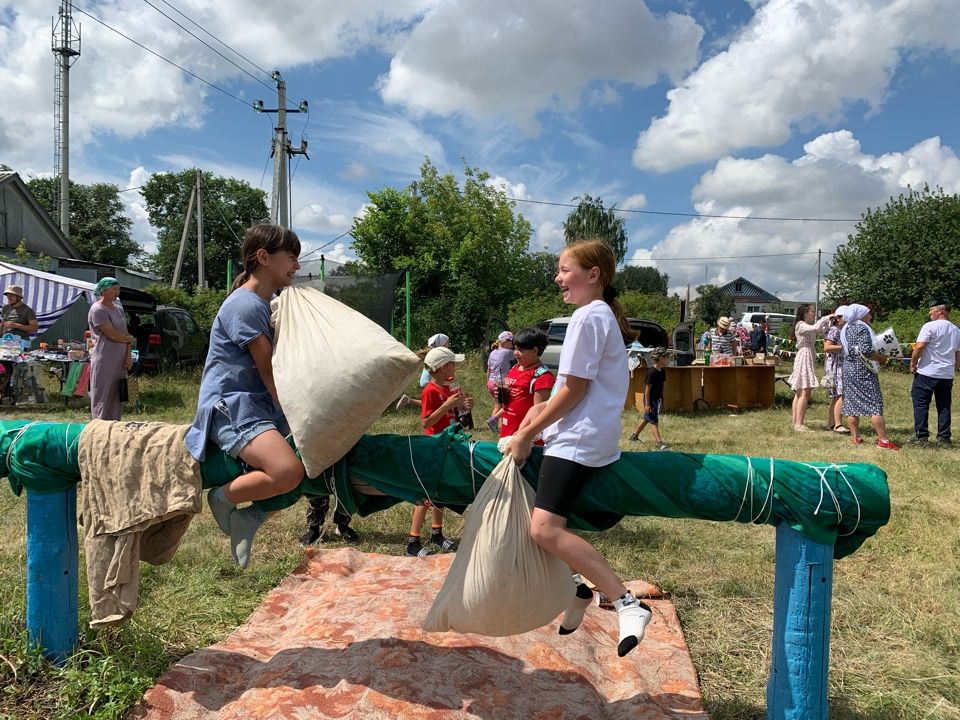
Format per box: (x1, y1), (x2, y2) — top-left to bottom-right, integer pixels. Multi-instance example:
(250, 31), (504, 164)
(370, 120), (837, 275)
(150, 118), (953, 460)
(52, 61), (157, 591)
(52, 0), (81, 237)
(171, 185), (196, 289)
(815, 248), (821, 316)
(254, 72), (308, 227)
(196, 170), (205, 290)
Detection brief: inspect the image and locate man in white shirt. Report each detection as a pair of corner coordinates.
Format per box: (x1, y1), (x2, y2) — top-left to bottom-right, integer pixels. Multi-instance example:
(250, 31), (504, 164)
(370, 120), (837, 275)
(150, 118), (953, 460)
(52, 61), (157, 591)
(909, 300), (960, 446)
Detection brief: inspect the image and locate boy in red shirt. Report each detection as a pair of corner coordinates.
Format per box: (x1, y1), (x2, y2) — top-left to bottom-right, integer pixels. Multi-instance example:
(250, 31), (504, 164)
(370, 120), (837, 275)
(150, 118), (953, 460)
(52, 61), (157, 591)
(408, 346), (474, 557)
(499, 327), (555, 442)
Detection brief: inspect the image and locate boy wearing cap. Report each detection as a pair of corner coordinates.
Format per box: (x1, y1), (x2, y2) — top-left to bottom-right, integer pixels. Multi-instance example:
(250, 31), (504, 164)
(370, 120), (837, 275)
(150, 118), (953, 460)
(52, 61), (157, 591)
(395, 332), (450, 411)
(406, 346), (473, 557)
(2, 285), (38, 342)
(629, 348), (670, 450)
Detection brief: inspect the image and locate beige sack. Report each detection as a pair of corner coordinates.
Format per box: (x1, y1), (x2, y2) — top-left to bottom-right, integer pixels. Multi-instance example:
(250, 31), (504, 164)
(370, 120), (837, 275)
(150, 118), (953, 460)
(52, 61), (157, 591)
(424, 456), (575, 636)
(271, 286), (421, 478)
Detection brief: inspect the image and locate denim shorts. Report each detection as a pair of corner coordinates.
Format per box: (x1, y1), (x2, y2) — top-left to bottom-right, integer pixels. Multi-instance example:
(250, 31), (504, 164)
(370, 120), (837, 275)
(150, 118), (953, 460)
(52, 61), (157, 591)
(643, 400), (661, 425)
(211, 400), (281, 458)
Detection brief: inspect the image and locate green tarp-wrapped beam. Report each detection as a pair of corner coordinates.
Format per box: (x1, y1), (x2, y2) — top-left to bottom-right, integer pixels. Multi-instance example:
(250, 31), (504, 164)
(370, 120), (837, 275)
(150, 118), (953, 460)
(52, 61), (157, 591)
(1, 422), (889, 559)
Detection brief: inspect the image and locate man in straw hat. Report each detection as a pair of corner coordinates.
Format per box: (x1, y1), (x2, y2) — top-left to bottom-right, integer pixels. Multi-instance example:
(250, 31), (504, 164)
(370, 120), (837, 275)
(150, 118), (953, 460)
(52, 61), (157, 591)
(2, 284), (37, 343)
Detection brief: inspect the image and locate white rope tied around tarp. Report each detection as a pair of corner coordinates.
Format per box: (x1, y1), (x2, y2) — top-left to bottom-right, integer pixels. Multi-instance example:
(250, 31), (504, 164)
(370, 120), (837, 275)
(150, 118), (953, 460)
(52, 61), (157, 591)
(802, 462), (862, 537)
(735, 456), (776, 524)
(5, 421), (43, 474)
(467, 439), (488, 499)
(408, 435), (435, 507)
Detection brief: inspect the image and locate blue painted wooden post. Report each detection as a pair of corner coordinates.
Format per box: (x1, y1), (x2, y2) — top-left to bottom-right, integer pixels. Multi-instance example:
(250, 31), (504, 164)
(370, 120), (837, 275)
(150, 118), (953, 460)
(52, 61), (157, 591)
(26, 487), (79, 664)
(767, 521), (833, 719)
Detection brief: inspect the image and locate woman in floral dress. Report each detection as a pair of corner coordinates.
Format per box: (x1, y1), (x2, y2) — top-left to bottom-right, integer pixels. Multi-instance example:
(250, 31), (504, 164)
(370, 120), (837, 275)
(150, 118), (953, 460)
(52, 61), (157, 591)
(822, 306), (849, 433)
(787, 304), (833, 431)
(840, 304), (898, 449)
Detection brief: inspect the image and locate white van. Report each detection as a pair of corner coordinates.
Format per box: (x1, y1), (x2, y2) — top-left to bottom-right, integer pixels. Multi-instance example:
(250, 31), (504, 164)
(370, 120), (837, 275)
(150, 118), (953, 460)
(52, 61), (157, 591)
(739, 312), (795, 333)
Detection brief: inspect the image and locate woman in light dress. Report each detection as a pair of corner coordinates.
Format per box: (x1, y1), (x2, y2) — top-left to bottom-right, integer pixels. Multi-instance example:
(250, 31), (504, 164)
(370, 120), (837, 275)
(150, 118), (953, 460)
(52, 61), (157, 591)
(787, 304), (833, 431)
(822, 306), (849, 433)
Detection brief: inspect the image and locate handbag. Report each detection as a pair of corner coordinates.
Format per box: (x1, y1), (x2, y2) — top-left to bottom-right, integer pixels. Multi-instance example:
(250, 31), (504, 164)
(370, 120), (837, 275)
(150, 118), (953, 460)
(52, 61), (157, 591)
(854, 347), (880, 375)
(820, 374), (835, 390)
(118, 377), (129, 403)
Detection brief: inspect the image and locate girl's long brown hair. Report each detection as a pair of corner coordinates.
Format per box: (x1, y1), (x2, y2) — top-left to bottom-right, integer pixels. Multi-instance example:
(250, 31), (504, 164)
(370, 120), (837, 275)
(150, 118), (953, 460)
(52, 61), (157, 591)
(562, 239), (638, 343)
(791, 304), (812, 342)
(231, 224), (301, 292)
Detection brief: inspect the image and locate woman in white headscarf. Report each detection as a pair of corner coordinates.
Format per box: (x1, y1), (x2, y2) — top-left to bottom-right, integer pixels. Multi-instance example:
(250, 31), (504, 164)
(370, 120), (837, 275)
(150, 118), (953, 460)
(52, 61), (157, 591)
(839, 304), (898, 449)
(822, 305), (848, 433)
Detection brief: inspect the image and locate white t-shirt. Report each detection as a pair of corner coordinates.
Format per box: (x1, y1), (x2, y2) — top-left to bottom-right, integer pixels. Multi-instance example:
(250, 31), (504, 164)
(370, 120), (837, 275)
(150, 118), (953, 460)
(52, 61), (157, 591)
(916, 319), (960, 379)
(542, 300), (628, 467)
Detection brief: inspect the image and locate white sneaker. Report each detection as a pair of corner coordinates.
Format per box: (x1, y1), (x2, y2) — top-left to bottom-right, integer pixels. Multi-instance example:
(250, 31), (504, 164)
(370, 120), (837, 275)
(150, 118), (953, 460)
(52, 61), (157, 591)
(395, 394), (412, 411)
(612, 592), (653, 657)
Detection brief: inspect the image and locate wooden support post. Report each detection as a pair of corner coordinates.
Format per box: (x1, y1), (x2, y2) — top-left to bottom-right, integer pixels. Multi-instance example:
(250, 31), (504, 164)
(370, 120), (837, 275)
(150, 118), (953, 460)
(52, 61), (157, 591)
(767, 522), (833, 719)
(26, 487), (79, 664)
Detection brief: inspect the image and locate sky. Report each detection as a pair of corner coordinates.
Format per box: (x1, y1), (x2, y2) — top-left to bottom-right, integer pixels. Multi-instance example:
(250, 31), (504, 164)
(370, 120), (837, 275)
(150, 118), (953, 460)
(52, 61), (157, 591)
(2, 0), (959, 300)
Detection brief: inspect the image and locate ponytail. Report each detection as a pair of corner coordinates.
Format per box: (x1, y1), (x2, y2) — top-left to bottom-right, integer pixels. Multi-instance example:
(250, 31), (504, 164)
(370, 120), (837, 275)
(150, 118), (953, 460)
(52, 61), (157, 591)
(230, 271), (249, 293)
(606, 293), (638, 344)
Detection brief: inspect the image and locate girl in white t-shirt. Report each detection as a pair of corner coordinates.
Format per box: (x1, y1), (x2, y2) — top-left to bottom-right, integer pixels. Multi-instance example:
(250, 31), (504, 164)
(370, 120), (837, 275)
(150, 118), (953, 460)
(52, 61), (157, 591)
(507, 239), (653, 658)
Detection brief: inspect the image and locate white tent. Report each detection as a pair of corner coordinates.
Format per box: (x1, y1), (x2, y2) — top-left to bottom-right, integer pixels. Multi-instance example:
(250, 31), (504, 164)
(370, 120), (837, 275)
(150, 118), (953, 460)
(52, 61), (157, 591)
(0, 261), (94, 337)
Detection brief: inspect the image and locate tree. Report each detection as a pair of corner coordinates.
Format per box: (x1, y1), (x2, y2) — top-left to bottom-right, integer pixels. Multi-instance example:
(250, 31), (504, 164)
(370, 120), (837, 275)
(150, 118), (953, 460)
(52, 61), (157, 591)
(693, 284), (735, 327)
(562, 194), (627, 265)
(27, 178), (141, 266)
(141, 170), (268, 291)
(825, 185), (960, 315)
(615, 265), (669, 295)
(351, 159), (533, 348)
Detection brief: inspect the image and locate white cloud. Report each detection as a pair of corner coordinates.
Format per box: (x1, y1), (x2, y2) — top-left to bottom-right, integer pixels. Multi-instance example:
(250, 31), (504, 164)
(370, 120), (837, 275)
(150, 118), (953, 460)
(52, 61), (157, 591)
(535, 221), (564, 253)
(378, 0), (702, 132)
(341, 161), (373, 182)
(294, 204), (353, 234)
(647, 132), (960, 299)
(486, 175), (528, 201)
(619, 193), (647, 211)
(633, 0), (960, 173)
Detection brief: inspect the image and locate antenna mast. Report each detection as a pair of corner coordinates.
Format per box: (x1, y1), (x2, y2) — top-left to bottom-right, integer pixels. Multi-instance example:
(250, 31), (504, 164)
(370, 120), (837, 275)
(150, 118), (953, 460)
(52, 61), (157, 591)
(52, 0), (81, 237)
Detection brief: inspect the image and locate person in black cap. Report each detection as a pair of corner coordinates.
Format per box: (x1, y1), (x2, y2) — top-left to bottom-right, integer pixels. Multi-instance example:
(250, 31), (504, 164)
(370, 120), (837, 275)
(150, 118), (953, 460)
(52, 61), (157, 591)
(909, 300), (960, 446)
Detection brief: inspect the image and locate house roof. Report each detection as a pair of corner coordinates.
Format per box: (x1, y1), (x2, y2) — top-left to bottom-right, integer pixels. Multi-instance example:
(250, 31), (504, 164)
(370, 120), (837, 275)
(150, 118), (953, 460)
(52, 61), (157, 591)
(0, 172), (82, 259)
(718, 276), (779, 303)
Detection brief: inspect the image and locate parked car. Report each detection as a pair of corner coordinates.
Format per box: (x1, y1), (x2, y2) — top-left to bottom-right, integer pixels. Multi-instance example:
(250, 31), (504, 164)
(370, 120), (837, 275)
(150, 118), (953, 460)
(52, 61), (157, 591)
(130, 305), (209, 372)
(739, 312), (794, 333)
(535, 316), (694, 373)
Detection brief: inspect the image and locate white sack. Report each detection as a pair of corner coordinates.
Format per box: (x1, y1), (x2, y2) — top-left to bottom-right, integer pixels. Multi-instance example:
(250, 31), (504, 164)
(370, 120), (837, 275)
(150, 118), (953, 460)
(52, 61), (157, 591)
(424, 456), (575, 637)
(271, 286), (421, 478)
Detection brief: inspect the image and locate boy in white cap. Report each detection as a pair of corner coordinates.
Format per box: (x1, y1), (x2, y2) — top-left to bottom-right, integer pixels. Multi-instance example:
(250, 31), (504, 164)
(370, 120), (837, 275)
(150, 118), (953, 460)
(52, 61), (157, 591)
(406, 345), (473, 557)
(395, 332), (450, 411)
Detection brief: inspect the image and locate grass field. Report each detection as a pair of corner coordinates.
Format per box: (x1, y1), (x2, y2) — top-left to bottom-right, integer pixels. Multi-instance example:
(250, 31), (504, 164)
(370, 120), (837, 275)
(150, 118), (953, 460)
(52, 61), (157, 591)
(0, 358), (957, 719)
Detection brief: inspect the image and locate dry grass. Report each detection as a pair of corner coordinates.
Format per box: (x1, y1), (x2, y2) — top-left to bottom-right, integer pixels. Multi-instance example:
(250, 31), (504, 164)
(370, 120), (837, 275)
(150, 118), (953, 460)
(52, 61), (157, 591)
(0, 358), (957, 719)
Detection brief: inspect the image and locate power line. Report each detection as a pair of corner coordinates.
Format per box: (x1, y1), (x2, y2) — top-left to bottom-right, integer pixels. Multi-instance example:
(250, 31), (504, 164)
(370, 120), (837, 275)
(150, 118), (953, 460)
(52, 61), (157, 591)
(157, 0), (274, 80)
(141, 0), (275, 93)
(623, 250), (833, 263)
(74, 6), (251, 107)
(300, 230), (352, 261)
(507, 196), (860, 223)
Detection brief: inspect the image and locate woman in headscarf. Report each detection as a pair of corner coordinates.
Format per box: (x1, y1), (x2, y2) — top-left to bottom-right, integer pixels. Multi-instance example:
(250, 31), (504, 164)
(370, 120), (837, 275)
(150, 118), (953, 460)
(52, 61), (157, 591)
(822, 305), (849, 433)
(87, 277), (136, 420)
(839, 304), (898, 449)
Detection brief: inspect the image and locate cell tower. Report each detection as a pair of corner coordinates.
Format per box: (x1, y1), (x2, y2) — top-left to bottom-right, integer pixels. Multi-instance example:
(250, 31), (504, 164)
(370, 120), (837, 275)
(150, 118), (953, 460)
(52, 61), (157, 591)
(52, 0), (81, 237)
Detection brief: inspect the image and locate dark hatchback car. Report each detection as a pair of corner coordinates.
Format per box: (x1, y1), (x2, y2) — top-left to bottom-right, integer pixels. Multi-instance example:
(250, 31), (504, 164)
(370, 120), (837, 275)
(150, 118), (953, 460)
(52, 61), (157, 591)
(130, 305), (209, 372)
(536, 316), (694, 372)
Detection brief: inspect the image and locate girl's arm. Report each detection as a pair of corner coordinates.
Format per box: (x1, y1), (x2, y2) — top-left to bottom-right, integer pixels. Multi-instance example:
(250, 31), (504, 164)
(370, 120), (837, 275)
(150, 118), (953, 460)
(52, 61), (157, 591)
(532, 388), (550, 405)
(823, 339), (842, 354)
(247, 335), (281, 406)
(508, 375), (587, 461)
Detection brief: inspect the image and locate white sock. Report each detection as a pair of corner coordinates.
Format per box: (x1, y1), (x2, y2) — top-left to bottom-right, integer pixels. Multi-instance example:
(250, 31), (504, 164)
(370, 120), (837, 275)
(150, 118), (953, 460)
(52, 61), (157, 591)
(613, 591), (653, 657)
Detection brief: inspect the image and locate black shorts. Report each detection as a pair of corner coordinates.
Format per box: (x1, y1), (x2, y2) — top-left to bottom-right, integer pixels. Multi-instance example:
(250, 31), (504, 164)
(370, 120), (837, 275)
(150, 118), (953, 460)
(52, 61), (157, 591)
(534, 455), (599, 518)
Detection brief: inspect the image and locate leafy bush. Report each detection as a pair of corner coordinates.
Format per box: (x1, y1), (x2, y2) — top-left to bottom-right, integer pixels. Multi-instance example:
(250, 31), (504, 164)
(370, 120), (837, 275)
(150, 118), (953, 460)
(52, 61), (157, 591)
(618, 292), (682, 331)
(878, 308), (928, 344)
(144, 284), (227, 328)
(506, 288), (567, 334)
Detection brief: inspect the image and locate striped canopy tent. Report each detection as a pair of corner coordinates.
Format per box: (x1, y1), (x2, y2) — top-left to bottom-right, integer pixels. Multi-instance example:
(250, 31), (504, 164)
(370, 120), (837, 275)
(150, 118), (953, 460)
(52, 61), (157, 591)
(0, 262), (94, 337)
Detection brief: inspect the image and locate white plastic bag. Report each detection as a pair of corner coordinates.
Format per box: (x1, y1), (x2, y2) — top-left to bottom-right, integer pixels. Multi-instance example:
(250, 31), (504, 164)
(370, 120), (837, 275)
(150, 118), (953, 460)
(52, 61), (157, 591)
(271, 286), (421, 478)
(424, 456), (575, 637)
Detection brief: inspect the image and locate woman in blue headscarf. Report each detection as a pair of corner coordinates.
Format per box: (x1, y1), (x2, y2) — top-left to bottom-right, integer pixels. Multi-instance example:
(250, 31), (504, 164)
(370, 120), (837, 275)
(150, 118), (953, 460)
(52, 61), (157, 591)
(88, 278), (136, 420)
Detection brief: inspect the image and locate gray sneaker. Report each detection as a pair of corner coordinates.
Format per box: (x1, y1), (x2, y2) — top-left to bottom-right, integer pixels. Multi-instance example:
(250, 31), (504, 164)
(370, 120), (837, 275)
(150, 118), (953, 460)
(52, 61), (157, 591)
(656, 441), (671, 450)
(229, 506), (267, 569)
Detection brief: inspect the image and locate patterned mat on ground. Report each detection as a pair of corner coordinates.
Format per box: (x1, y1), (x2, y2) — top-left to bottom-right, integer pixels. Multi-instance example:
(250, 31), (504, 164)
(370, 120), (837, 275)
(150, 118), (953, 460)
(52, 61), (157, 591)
(133, 548), (706, 720)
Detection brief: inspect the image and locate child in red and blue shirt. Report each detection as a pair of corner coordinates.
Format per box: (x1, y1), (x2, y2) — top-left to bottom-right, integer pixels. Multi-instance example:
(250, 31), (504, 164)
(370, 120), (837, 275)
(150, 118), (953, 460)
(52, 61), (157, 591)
(499, 327), (555, 442)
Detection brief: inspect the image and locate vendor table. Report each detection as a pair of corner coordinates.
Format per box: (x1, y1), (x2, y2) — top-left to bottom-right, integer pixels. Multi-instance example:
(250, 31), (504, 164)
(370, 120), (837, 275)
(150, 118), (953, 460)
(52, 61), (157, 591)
(660, 364), (775, 412)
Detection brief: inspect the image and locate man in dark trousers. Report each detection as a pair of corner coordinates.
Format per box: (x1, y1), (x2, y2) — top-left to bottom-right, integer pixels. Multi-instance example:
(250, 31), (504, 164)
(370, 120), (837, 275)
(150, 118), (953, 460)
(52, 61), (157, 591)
(749, 321), (767, 355)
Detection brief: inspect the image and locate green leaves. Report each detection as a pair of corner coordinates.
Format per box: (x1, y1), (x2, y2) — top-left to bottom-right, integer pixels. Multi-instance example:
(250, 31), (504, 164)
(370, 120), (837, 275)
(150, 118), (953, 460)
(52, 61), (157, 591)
(562, 194), (628, 265)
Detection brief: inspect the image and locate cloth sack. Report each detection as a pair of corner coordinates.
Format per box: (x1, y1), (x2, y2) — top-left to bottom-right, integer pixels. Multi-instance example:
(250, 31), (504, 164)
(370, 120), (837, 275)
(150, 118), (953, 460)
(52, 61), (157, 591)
(271, 286), (421, 478)
(424, 456), (575, 637)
